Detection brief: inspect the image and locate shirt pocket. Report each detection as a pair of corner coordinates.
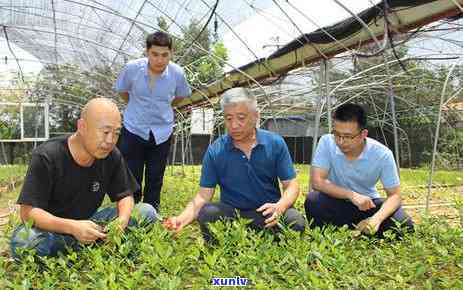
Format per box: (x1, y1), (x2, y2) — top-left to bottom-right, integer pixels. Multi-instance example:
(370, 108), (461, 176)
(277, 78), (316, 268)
(251, 155), (275, 182)
(156, 79), (177, 101)
(152, 97), (172, 123)
(131, 72), (149, 96)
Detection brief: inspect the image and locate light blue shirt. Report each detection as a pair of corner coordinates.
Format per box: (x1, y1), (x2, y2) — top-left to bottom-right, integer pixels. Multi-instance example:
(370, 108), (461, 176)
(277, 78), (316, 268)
(312, 134), (400, 198)
(114, 58), (191, 144)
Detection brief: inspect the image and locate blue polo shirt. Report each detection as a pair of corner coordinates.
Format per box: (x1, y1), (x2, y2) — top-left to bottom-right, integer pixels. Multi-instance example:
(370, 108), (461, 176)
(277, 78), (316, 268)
(200, 129), (296, 210)
(113, 58), (191, 144)
(312, 134), (400, 198)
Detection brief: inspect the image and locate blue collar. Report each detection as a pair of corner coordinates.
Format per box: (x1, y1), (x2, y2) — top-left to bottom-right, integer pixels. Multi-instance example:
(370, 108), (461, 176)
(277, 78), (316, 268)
(225, 128), (264, 151)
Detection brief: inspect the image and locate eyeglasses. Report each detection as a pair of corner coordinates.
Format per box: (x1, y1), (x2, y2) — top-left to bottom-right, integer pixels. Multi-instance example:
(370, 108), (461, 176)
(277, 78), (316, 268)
(331, 130), (363, 142)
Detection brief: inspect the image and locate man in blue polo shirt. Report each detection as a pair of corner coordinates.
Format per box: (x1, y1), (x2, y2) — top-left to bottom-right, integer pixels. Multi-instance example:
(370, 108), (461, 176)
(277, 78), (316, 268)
(114, 31), (191, 210)
(305, 103), (413, 237)
(164, 87), (305, 242)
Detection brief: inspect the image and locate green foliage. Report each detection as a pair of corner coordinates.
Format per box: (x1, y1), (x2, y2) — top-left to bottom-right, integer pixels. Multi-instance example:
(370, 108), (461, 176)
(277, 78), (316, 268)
(32, 64), (117, 135)
(400, 167), (463, 186)
(0, 165), (27, 183)
(0, 113), (20, 140)
(158, 17), (228, 88)
(1, 165), (463, 289)
(2, 214), (463, 289)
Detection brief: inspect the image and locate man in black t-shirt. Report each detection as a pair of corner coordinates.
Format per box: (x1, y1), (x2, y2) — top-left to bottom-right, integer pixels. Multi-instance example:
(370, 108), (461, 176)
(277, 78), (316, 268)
(10, 98), (158, 259)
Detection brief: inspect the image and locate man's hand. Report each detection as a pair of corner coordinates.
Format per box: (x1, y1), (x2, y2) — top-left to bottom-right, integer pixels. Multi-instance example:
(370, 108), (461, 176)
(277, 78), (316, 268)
(119, 92), (129, 104)
(116, 216), (130, 230)
(355, 216), (382, 235)
(104, 217), (130, 233)
(163, 216), (186, 233)
(71, 220), (107, 243)
(349, 192), (376, 211)
(256, 202), (285, 228)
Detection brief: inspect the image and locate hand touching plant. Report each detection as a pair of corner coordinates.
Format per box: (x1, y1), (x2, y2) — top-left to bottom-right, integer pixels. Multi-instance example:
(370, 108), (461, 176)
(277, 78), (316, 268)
(355, 216), (381, 235)
(256, 202), (285, 228)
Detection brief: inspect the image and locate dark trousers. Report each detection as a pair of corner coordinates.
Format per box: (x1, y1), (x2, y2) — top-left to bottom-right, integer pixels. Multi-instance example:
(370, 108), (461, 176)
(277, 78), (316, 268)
(197, 202), (306, 243)
(118, 127), (171, 209)
(305, 191), (414, 237)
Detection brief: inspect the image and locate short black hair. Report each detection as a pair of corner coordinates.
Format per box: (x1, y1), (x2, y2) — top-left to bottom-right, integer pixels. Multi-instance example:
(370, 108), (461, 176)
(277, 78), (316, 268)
(146, 31), (172, 50)
(333, 103), (367, 129)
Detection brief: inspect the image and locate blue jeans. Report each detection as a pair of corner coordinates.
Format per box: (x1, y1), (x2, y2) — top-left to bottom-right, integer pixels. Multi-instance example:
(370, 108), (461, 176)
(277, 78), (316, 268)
(10, 203), (157, 259)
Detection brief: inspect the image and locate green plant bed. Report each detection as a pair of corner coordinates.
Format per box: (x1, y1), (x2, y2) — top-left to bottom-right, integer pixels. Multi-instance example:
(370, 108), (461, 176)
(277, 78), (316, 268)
(1, 165), (462, 289)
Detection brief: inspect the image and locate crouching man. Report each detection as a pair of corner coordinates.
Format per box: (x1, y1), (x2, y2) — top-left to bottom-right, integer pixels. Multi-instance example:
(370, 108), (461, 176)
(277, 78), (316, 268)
(305, 103), (413, 237)
(164, 88), (305, 242)
(10, 98), (157, 259)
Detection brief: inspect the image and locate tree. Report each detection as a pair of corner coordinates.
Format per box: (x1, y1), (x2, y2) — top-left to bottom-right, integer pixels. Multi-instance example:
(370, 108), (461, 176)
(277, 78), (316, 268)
(32, 63), (117, 135)
(158, 17), (229, 89)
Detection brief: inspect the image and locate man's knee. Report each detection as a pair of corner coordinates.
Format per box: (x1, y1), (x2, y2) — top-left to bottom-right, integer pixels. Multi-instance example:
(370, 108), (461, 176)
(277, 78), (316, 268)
(304, 191), (334, 228)
(283, 208), (305, 232)
(11, 225), (35, 258)
(304, 191), (322, 217)
(134, 203), (158, 224)
(197, 203), (233, 244)
(10, 225), (56, 258)
(304, 191), (321, 207)
(197, 203), (226, 226)
(387, 209), (415, 233)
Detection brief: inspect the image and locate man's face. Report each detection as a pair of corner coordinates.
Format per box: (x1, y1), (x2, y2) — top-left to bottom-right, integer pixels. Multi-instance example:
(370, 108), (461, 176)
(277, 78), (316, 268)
(223, 102), (258, 142)
(332, 120), (367, 154)
(146, 45), (171, 74)
(80, 112), (122, 159)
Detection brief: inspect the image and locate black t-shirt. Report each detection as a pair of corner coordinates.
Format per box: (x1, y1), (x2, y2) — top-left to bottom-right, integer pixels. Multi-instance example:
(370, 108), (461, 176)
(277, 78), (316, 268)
(17, 135), (139, 220)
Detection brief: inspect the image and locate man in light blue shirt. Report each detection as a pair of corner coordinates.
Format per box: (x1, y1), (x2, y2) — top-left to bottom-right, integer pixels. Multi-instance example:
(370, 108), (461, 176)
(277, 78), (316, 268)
(114, 31), (191, 210)
(305, 103), (413, 237)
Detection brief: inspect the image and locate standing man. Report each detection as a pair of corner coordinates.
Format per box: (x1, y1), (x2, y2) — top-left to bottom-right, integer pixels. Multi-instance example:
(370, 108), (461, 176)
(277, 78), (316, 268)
(114, 31), (191, 210)
(10, 98), (157, 259)
(164, 88), (305, 243)
(305, 103), (414, 237)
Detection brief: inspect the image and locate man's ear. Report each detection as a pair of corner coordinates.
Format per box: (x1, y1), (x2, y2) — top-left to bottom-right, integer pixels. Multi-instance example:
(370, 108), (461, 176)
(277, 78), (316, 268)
(77, 118), (85, 134)
(362, 128), (369, 137)
(254, 110), (261, 128)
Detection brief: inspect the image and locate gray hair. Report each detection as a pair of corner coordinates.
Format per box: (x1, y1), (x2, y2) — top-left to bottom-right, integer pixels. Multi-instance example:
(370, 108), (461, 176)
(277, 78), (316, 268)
(220, 87), (258, 111)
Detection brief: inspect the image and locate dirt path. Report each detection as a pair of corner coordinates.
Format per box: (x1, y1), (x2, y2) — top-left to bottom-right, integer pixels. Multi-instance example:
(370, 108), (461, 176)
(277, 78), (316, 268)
(403, 185), (462, 225)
